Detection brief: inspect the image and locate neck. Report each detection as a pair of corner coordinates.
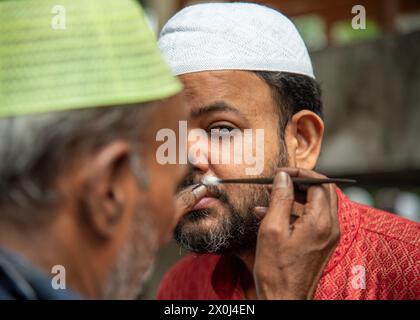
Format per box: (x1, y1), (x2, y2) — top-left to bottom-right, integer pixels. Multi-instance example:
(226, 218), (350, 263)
(0, 217), (103, 299)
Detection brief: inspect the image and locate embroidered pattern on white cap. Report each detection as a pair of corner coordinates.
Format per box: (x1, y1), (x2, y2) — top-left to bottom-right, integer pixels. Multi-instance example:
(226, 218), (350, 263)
(158, 2), (315, 79)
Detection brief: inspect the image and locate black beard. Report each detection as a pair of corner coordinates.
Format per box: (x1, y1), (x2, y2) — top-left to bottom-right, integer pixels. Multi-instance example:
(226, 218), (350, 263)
(174, 179), (269, 254)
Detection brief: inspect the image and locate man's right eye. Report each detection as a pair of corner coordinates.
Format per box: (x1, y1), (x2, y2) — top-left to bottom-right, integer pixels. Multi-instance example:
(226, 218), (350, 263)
(208, 125), (236, 132)
(206, 121), (239, 134)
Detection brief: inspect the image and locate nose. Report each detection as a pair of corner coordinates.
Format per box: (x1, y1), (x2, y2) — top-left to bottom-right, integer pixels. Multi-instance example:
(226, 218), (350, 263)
(187, 130), (210, 173)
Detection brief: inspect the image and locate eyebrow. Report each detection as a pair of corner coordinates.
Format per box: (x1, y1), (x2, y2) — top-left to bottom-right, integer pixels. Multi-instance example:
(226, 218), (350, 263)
(190, 101), (248, 123)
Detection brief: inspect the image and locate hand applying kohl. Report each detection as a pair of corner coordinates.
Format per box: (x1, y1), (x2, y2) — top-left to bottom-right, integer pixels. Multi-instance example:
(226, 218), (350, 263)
(175, 184), (208, 221)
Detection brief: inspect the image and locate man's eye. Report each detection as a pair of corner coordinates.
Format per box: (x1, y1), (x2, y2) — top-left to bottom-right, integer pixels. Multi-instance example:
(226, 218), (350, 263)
(209, 125), (236, 132)
(207, 126), (240, 138)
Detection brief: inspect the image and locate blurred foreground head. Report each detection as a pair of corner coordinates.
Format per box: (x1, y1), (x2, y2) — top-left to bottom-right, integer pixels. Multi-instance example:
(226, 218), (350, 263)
(0, 0), (186, 299)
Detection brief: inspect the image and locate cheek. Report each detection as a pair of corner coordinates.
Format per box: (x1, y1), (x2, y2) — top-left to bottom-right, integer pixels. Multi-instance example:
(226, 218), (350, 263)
(147, 167), (180, 230)
(209, 135), (280, 178)
(207, 124), (280, 177)
(212, 163), (246, 179)
(144, 183), (176, 243)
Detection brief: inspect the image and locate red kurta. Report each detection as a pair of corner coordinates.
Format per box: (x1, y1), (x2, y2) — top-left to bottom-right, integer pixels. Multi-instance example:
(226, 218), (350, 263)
(158, 189), (420, 300)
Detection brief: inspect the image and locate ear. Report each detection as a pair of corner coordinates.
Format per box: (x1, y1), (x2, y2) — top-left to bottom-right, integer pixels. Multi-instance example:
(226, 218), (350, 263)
(284, 110), (324, 170)
(79, 140), (133, 240)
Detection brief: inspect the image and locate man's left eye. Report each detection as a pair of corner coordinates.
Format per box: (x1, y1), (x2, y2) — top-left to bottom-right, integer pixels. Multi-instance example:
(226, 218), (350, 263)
(207, 121), (239, 133)
(209, 125), (236, 132)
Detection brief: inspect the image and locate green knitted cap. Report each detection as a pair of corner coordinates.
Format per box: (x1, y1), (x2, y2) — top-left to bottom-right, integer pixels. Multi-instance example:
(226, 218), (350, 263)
(0, 0), (182, 117)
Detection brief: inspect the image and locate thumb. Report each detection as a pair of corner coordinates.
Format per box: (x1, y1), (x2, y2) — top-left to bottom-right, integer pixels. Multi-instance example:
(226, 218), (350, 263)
(175, 185), (207, 219)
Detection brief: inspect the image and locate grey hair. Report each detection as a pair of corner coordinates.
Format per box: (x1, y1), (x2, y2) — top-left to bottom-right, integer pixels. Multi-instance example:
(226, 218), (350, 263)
(0, 103), (153, 225)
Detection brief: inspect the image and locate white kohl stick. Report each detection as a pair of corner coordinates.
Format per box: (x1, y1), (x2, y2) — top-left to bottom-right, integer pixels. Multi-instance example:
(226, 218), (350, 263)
(201, 176), (221, 186)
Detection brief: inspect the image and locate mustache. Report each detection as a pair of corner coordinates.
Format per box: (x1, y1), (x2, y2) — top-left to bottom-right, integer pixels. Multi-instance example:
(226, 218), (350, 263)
(177, 170), (228, 202)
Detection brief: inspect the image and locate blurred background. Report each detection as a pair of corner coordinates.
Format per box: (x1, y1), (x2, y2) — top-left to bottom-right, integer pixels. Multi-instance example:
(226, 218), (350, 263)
(137, 0), (420, 298)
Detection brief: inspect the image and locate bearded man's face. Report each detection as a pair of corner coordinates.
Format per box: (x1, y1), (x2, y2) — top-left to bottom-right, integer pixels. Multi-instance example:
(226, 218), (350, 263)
(174, 70), (288, 254)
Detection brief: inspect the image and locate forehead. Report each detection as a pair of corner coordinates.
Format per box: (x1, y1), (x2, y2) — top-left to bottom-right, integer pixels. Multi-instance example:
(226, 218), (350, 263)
(179, 70), (276, 117)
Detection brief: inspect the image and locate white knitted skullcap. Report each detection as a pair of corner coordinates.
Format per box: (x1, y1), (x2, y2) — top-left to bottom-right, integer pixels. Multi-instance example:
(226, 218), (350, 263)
(158, 2), (315, 78)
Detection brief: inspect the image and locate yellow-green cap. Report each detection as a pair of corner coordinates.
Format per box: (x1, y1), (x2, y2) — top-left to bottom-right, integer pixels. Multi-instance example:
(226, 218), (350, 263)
(0, 0), (182, 117)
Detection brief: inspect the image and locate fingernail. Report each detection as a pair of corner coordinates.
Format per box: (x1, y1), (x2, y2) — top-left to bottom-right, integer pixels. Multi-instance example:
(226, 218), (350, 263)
(192, 185), (207, 199)
(254, 206), (268, 219)
(191, 184), (201, 191)
(274, 171), (290, 187)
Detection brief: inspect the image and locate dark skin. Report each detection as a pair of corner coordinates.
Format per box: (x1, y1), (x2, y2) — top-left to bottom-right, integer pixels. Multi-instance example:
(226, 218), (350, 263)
(176, 70), (340, 299)
(0, 93), (189, 299)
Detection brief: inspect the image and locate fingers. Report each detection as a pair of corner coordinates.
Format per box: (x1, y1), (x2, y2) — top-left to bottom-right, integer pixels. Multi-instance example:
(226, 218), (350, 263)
(269, 167), (337, 233)
(324, 183), (339, 241)
(277, 167), (325, 178)
(328, 183), (339, 225)
(175, 184), (207, 220)
(266, 167), (327, 201)
(305, 185), (330, 223)
(298, 173), (338, 241)
(277, 167), (335, 215)
(260, 171), (294, 233)
(254, 204), (303, 220)
(304, 172), (336, 223)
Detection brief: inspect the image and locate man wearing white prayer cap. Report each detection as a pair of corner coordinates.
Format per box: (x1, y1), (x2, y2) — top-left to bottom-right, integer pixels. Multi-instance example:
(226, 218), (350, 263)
(157, 2), (420, 300)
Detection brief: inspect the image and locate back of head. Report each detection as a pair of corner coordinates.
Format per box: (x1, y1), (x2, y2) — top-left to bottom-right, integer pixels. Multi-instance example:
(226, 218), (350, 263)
(0, 0), (181, 222)
(0, 0), (184, 299)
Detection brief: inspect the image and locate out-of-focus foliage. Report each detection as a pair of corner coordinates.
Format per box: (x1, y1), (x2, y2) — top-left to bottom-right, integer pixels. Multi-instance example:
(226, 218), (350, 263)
(331, 19), (382, 45)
